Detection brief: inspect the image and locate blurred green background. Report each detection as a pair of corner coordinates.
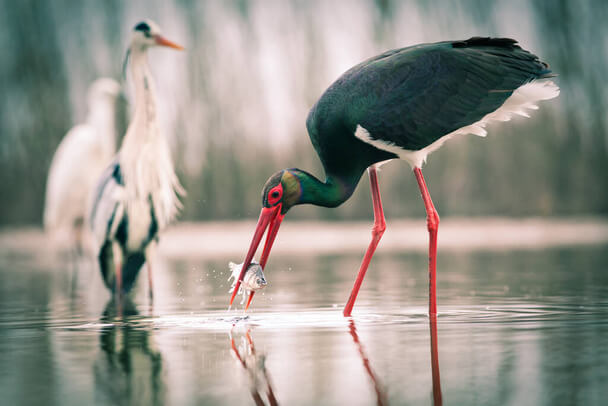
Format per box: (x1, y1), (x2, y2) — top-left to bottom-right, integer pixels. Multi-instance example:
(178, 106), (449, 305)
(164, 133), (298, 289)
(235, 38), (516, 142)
(0, 0), (606, 225)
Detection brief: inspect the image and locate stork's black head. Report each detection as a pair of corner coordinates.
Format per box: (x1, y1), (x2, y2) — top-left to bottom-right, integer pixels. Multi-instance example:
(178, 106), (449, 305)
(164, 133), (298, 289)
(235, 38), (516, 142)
(261, 169), (304, 215)
(230, 170), (296, 307)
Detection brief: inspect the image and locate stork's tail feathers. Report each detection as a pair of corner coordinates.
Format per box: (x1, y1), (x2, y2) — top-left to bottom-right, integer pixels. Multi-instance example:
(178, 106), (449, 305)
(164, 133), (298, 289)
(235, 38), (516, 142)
(452, 36), (555, 79)
(452, 37), (520, 49)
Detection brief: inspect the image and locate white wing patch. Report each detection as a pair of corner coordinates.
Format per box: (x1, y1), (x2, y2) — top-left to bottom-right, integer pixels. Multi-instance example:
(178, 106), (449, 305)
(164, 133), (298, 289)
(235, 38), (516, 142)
(355, 80), (560, 168)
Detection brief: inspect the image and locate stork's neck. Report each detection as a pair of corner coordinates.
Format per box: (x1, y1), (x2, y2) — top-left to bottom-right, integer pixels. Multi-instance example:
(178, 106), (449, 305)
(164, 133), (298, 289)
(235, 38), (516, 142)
(129, 47), (158, 139)
(290, 169), (358, 209)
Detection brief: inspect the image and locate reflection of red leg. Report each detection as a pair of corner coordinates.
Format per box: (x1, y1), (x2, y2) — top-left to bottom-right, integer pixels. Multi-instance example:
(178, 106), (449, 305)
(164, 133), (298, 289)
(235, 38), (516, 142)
(344, 166), (386, 317)
(429, 314), (443, 406)
(349, 320), (388, 406)
(414, 167), (439, 316)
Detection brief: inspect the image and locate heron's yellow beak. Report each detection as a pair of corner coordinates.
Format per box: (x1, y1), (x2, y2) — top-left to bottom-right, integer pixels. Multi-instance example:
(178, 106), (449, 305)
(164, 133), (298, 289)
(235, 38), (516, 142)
(154, 35), (184, 50)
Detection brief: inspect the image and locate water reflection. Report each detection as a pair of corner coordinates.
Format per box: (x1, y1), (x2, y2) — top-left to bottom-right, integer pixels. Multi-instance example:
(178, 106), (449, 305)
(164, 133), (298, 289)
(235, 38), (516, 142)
(93, 299), (165, 406)
(429, 315), (442, 406)
(348, 318), (443, 406)
(348, 320), (388, 406)
(1, 242), (607, 405)
(229, 329), (279, 406)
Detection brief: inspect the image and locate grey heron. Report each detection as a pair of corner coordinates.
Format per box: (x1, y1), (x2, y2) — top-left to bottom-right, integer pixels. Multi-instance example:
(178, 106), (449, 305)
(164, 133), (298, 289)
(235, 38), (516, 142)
(44, 78), (122, 254)
(89, 20), (184, 298)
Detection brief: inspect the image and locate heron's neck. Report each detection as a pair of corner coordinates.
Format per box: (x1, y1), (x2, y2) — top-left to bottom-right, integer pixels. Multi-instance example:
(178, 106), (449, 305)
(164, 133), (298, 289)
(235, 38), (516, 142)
(129, 47), (158, 140)
(119, 46), (183, 229)
(291, 169), (357, 208)
(87, 100), (117, 154)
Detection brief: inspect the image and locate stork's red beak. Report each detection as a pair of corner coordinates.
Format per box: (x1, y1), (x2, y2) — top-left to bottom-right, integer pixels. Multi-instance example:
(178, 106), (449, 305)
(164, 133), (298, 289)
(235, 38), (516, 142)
(230, 205), (284, 307)
(154, 35), (184, 50)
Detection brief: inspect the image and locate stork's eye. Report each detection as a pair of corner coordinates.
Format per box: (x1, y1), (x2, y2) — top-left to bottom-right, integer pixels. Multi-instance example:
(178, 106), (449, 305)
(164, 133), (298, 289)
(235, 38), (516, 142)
(267, 185), (283, 205)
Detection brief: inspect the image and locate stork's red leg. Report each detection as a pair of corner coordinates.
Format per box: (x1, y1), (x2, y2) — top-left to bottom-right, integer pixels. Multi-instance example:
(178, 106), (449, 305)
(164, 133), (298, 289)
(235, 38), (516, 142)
(413, 167), (439, 316)
(343, 166), (386, 317)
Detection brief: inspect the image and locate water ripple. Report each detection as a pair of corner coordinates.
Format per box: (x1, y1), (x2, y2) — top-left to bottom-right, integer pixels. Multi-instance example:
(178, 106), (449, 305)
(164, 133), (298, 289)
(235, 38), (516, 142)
(41, 300), (608, 333)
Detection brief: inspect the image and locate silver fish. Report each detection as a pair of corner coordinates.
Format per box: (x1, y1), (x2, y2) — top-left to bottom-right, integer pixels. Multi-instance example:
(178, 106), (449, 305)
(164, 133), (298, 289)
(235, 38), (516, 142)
(228, 260), (267, 303)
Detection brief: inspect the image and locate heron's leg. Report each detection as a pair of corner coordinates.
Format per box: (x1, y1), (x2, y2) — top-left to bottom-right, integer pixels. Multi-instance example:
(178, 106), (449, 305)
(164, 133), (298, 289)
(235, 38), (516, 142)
(69, 220), (84, 298)
(343, 166), (386, 317)
(113, 260), (123, 318)
(147, 263), (154, 301)
(115, 262), (122, 295)
(68, 243), (79, 298)
(413, 167), (440, 316)
(145, 242), (156, 302)
(73, 218), (84, 259)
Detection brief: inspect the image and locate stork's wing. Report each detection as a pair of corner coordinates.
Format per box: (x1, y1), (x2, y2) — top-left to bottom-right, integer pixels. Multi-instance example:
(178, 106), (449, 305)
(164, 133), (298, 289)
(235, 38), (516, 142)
(346, 38), (554, 151)
(88, 160), (125, 253)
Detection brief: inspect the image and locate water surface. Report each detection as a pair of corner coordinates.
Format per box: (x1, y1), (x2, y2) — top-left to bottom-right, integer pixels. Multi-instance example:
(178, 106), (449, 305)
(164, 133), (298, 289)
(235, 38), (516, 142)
(1, 231), (607, 405)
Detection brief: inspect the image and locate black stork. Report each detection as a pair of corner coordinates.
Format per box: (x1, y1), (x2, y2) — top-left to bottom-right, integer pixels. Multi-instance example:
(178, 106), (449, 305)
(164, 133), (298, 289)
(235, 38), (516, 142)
(89, 20), (184, 298)
(231, 37), (559, 316)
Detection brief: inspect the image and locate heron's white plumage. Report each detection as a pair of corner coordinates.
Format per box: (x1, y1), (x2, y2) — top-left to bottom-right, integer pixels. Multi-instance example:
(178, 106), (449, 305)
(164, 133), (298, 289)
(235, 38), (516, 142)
(119, 47), (183, 232)
(44, 78), (121, 244)
(88, 20), (184, 292)
(89, 162), (125, 249)
(355, 80), (560, 168)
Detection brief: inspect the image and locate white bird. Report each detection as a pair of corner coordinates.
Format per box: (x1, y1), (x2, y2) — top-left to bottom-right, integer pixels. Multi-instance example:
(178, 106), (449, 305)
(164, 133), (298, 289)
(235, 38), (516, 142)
(44, 78), (122, 254)
(89, 20), (184, 297)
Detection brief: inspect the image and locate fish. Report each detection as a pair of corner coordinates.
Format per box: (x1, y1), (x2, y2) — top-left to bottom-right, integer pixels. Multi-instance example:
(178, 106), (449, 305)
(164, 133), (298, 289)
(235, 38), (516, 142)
(228, 260), (267, 305)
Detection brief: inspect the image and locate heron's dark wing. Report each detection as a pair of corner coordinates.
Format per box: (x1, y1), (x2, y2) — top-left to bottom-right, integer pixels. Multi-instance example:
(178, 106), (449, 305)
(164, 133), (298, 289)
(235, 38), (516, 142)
(346, 38), (553, 150)
(89, 160), (125, 253)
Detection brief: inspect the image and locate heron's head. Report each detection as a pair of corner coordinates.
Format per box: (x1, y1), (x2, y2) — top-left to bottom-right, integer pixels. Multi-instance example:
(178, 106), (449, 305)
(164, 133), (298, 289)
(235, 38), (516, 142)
(129, 20), (184, 51)
(87, 78), (122, 107)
